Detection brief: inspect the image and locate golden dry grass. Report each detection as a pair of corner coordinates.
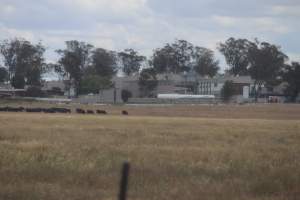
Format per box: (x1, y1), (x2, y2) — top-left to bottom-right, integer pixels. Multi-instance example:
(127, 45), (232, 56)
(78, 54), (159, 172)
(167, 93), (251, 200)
(0, 104), (300, 200)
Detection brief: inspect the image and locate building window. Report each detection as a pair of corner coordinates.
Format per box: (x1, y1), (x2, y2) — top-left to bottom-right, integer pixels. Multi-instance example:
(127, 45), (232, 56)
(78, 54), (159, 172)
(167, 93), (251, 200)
(214, 82), (218, 87)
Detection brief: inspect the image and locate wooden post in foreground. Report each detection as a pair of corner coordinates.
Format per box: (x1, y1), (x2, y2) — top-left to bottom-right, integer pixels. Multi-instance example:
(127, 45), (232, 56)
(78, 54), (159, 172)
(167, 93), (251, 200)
(118, 162), (130, 200)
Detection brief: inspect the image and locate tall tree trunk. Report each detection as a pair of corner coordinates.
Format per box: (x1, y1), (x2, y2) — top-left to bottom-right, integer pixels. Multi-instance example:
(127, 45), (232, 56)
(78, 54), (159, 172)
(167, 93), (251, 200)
(254, 81), (263, 103)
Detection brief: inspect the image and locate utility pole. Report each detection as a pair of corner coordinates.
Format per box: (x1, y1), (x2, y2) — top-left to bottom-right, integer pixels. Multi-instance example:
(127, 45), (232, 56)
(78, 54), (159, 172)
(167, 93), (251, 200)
(118, 162), (130, 200)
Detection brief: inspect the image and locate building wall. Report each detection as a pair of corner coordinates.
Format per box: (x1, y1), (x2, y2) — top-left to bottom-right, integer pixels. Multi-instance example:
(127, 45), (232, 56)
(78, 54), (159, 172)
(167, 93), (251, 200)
(198, 76), (255, 96)
(49, 74), (290, 104)
(121, 81), (140, 98)
(74, 88), (122, 104)
(99, 88), (122, 103)
(128, 98), (218, 104)
(114, 77), (188, 98)
(113, 75), (255, 99)
(53, 75), (290, 103)
(198, 81), (224, 96)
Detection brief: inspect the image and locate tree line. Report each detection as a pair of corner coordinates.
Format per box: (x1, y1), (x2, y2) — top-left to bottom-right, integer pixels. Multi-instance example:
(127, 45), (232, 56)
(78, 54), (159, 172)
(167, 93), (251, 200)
(0, 38), (299, 101)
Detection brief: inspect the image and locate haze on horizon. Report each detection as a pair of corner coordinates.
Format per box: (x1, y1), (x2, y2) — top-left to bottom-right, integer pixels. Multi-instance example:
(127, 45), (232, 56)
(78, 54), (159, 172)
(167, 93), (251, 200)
(0, 0), (299, 71)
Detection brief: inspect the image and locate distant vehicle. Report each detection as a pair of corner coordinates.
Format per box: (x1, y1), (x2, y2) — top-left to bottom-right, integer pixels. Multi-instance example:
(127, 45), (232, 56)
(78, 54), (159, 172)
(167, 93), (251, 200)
(157, 94), (215, 99)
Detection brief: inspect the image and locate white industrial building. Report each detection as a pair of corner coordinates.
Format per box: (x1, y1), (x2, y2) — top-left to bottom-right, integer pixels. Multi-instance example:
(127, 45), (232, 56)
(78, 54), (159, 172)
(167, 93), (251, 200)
(93, 73), (256, 103)
(39, 72), (289, 104)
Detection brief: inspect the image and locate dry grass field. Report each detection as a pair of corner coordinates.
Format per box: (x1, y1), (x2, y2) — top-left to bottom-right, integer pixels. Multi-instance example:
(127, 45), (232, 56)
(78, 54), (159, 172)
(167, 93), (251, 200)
(0, 103), (300, 200)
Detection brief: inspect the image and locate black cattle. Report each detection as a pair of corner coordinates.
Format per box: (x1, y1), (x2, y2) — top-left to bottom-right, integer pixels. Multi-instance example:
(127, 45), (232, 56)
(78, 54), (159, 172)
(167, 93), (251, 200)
(7, 107), (24, 112)
(25, 108), (43, 113)
(0, 107), (24, 112)
(87, 110), (94, 114)
(122, 110), (129, 115)
(43, 108), (56, 113)
(76, 108), (86, 114)
(52, 108), (71, 113)
(6, 107), (14, 112)
(96, 110), (107, 115)
(0, 107), (8, 112)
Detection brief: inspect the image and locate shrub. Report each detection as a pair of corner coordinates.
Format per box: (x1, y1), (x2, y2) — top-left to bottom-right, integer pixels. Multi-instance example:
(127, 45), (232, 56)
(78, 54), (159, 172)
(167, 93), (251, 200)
(138, 68), (158, 97)
(121, 89), (132, 103)
(0, 67), (8, 83)
(221, 81), (235, 102)
(79, 75), (113, 95)
(25, 86), (45, 97)
(48, 87), (64, 96)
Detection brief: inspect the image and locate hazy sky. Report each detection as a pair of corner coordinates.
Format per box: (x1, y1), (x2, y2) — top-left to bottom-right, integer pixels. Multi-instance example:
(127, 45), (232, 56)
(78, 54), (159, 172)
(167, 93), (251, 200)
(0, 0), (299, 70)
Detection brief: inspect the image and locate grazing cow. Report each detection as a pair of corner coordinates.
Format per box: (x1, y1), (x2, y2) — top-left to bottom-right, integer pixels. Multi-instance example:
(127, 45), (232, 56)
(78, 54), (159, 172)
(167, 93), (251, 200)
(87, 110), (94, 114)
(0, 107), (24, 112)
(122, 110), (129, 115)
(0, 107), (8, 112)
(76, 108), (86, 114)
(25, 108), (43, 113)
(43, 108), (56, 113)
(5, 107), (24, 112)
(96, 110), (107, 115)
(64, 108), (71, 113)
(5, 107), (14, 112)
(0, 107), (25, 112)
(53, 108), (71, 113)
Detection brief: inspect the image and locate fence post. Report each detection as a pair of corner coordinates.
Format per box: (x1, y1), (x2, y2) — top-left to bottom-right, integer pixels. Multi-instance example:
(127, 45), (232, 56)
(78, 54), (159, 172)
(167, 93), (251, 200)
(118, 162), (130, 200)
